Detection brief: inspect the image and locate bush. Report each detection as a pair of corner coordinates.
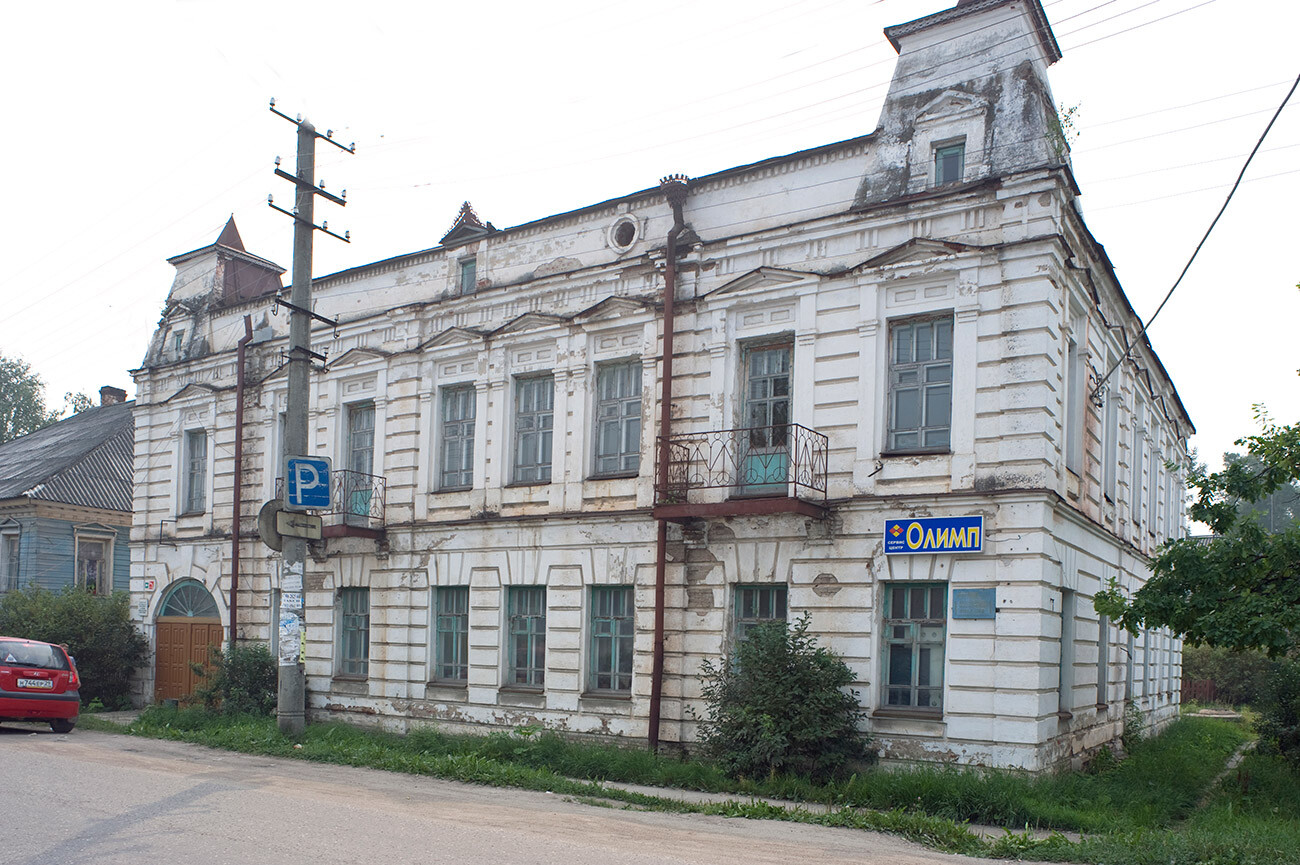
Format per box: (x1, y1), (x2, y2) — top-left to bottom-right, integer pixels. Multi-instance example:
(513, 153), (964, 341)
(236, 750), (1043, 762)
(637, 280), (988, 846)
(0, 585), (147, 708)
(189, 642), (277, 716)
(1256, 656), (1300, 770)
(696, 614), (872, 782)
(1182, 645), (1276, 706)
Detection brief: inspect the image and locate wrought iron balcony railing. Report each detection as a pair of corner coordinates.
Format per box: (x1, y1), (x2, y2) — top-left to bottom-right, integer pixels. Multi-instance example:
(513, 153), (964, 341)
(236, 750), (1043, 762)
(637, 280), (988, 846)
(655, 423), (828, 506)
(274, 468), (387, 528)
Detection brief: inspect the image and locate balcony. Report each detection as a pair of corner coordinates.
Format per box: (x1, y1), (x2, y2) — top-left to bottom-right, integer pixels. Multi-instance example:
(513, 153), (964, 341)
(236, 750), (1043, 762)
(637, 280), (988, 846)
(654, 423), (828, 521)
(274, 468), (387, 539)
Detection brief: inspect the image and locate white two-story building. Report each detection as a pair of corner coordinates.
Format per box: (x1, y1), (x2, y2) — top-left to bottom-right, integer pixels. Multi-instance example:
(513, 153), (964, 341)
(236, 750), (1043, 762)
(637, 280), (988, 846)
(131, 0), (1191, 770)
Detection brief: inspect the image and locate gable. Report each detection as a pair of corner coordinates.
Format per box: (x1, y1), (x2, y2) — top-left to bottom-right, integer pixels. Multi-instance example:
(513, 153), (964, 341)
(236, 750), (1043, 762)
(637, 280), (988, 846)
(326, 346), (391, 370)
(853, 238), (982, 271)
(917, 89), (988, 124)
(418, 326), (489, 350)
(571, 296), (653, 325)
(491, 312), (568, 336)
(161, 382), (219, 404)
(704, 266), (816, 299)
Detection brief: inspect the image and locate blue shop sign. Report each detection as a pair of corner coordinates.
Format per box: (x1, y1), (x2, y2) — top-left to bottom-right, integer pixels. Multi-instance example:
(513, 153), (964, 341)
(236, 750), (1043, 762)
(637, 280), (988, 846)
(884, 515), (984, 555)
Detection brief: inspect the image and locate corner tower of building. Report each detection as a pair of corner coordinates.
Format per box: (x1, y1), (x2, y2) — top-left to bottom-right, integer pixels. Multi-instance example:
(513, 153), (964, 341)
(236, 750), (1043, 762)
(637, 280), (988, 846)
(858, 0), (1065, 204)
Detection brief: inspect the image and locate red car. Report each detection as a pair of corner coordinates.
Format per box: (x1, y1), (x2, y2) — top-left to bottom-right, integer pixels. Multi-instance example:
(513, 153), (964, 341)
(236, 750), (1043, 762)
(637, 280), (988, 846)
(0, 636), (80, 733)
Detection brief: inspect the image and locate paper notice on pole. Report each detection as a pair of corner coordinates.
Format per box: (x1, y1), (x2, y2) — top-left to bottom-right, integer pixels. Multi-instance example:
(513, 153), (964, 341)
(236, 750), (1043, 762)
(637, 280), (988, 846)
(281, 592), (303, 611)
(278, 611), (302, 666)
(282, 573), (303, 593)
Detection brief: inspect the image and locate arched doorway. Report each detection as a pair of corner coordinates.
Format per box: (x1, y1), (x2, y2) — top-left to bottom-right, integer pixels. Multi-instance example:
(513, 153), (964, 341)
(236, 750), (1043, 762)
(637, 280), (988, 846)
(154, 580), (223, 703)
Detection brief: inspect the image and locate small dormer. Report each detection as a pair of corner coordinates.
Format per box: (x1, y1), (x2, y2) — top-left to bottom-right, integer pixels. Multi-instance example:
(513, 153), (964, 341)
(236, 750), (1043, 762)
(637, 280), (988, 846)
(440, 202), (497, 296)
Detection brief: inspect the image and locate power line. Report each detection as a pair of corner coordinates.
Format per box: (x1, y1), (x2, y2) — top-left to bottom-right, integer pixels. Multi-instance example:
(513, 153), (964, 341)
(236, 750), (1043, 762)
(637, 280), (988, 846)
(1091, 70), (1300, 400)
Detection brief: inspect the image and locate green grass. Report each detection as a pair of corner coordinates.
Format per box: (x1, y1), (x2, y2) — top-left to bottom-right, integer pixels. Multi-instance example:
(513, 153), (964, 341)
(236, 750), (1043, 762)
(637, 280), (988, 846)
(92, 708), (1297, 863)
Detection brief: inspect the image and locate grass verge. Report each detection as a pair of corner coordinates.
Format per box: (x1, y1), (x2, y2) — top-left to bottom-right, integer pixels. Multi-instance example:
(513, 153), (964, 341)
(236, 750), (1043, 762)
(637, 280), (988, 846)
(88, 707), (1297, 863)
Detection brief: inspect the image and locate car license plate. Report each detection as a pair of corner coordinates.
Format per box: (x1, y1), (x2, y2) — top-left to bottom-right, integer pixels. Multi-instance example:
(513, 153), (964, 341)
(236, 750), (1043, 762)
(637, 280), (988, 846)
(17, 678), (54, 690)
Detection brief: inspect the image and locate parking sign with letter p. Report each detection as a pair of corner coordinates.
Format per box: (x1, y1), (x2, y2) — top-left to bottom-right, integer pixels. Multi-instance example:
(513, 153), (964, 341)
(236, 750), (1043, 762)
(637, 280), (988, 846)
(284, 456), (332, 510)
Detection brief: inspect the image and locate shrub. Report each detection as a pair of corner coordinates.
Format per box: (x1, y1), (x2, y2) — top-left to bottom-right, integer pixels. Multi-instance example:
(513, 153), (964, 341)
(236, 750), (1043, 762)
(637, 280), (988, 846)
(696, 614), (872, 782)
(0, 585), (147, 708)
(1255, 656), (1300, 770)
(1182, 645), (1276, 706)
(190, 642), (277, 716)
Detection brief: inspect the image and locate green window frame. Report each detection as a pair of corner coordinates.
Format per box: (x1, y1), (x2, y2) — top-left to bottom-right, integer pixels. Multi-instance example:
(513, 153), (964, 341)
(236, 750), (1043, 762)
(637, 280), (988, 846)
(439, 385), (476, 490)
(434, 586), (470, 682)
(183, 429), (207, 514)
(883, 583), (946, 711)
(934, 142), (965, 185)
(733, 584), (787, 643)
(887, 317), (953, 452)
(589, 586), (633, 692)
(459, 256), (477, 295)
(507, 586), (546, 688)
(338, 587), (370, 678)
(592, 362), (642, 476)
(513, 376), (554, 484)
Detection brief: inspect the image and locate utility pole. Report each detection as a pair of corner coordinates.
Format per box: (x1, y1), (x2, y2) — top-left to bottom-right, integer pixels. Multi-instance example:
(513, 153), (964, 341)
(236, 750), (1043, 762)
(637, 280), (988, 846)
(268, 99), (353, 735)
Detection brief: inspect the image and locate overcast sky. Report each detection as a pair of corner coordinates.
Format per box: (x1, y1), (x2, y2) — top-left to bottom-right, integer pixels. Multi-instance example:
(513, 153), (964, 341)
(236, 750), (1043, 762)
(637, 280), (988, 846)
(2, 0), (1296, 471)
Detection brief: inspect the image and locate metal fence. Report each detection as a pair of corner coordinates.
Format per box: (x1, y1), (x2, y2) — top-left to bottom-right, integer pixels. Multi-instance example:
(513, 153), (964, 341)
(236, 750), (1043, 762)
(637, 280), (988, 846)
(655, 423), (828, 504)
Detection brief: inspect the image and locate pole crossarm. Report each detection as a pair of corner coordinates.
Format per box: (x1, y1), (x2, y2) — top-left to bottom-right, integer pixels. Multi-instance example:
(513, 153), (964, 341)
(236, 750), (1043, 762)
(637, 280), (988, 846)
(269, 99), (356, 153)
(274, 168), (347, 206)
(274, 297), (338, 327)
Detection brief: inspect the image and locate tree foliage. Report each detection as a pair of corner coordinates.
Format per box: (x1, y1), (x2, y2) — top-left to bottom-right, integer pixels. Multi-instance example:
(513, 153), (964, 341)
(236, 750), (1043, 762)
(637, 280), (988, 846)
(1096, 411), (1300, 656)
(189, 642), (277, 716)
(696, 615), (873, 781)
(0, 354), (59, 443)
(0, 585), (148, 708)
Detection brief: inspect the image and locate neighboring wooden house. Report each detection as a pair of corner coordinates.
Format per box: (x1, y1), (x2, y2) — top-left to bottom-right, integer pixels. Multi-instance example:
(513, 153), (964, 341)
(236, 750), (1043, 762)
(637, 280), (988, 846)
(0, 389), (134, 596)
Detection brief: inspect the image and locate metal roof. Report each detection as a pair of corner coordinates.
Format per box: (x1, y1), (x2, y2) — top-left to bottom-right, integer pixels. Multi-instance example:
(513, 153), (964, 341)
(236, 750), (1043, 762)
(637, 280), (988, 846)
(0, 401), (134, 514)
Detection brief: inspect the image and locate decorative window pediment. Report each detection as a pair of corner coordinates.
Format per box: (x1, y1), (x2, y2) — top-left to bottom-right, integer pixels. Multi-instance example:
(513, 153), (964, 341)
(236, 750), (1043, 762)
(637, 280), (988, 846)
(916, 89), (988, 125)
(571, 296), (652, 325)
(161, 382), (218, 404)
(854, 238), (982, 272)
(491, 312), (568, 337)
(325, 346), (390, 371)
(704, 266), (816, 299)
(418, 326), (488, 350)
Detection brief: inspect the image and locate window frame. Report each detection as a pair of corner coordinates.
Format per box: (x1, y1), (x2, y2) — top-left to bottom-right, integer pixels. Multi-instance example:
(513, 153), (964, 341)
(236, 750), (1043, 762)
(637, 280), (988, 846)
(591, 360), (643, 478)
(1, 529), (21, 593)
(459, 256), (477, 296)
(439, 385), (477, 491)
(73, 531), (113, 595)
(886, 316), (954, 454)
(588, 585), (634, 694)
(505, 586), (546, 689)
(337, 587), (371, 679)
(733, 584), (788, 644)
(182, 429), (208, 515)
(881, 582), (947, 714)
(432, 586), (470, 684)
(512, 375), (555, 485)
(1065, 331), (1084, 474)
(934, 141), (965, 185)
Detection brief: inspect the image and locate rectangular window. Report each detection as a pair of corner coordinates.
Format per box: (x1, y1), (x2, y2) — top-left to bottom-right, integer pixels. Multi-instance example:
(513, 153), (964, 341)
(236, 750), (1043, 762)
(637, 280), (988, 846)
(75, 538), (108, 595)
(172, 329), (185, 353)
(1, 534), (19, 593)
(1148, 440), (1161, 537)
(1065, 334), (1083, 474)
(883, 583), (946, 710)
(459, 257), (477, 295)
(513, 376), (554, 484)
(1059, 589), (1076, 714)
(433, 586), (470, 682)
(733, 584), (788, 643)
(888, 317), (953, 452)
(1131, 403), (1145, 526)
(1103, 378), (1119, 501)
(1097, 614), (1110, 707)
(506, 586), (546, 688)
(934, 142), (965, 185)
(184, 429), (207, 513)
(593, 362), (642, 476)
(440, 386), (476, 490)
(338, 588), (370, 678)
(589, 586), (634, 692)
(346, 402), (376, 517)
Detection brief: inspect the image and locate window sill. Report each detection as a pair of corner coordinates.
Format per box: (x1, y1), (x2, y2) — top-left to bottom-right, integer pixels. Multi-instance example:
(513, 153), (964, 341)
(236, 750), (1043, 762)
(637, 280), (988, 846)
(880, 448), (951, 459)
(505, 480), (552, 489)
(332, 674), (368, 683)
(587, 471), (640, 481)
(435, 486), (472, 494)
(177, 511), (207, 519)
(498, 686), (545, 708)
(871, 706), (943, 720)
(580, 690), (632, 703)
(1057, 710), (1074, 721)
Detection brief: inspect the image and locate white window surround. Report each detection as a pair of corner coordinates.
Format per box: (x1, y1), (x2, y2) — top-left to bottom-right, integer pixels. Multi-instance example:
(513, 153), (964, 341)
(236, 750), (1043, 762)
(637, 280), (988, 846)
(73, 526), (116, 595)
(0, 524), (21, 593)
(907, 89), (989, 193)
(180, 427), (209, 516)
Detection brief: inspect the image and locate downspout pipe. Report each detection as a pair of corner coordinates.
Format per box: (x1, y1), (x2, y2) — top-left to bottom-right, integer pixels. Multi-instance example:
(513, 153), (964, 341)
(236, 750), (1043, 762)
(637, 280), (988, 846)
(649, 174), (689, 752)
(231, 315), (254, 644)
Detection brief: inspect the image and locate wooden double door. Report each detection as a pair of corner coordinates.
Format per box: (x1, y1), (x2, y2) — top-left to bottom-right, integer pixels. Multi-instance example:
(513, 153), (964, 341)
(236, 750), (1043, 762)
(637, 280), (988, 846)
(154, 617), (223, 703)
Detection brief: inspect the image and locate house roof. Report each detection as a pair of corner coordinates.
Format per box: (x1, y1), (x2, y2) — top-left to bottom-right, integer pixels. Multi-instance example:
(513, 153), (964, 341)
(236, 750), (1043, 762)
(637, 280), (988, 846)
(884, 0), (1061, 65)
(0, 401), (135, 513)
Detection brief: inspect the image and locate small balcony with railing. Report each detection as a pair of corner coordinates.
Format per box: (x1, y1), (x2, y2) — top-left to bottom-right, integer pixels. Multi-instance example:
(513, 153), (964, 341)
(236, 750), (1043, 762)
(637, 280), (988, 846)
(653, 423), (828, 521)
(274, 468), (387, 540)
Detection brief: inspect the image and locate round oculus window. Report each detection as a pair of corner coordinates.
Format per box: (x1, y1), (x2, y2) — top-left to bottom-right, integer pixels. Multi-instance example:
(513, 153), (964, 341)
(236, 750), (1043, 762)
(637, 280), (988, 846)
(608, 217), (638, 252)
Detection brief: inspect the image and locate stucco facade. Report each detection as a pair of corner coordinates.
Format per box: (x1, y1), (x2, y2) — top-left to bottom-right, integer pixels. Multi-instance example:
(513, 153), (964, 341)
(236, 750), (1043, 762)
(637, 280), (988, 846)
(131, 0), (1191, 770)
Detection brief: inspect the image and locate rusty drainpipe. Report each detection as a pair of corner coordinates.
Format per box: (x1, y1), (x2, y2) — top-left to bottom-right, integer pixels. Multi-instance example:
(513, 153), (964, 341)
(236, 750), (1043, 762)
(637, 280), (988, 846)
(649, 175), (689, 752)
(231, 315), (254, 644)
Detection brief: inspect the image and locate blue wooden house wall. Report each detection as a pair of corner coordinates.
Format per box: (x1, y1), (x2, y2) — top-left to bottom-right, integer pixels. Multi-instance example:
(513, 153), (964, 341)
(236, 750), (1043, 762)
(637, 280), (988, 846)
(6, 517), (131, 594)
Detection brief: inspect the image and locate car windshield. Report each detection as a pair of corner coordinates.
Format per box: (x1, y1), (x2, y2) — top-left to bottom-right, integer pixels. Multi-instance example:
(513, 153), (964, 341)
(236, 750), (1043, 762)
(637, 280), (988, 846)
(0, 640), (69, 670)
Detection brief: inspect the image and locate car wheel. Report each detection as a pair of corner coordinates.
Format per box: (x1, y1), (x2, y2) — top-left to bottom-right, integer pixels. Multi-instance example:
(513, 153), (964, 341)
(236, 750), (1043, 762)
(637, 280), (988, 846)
(50, 719), (75, 734)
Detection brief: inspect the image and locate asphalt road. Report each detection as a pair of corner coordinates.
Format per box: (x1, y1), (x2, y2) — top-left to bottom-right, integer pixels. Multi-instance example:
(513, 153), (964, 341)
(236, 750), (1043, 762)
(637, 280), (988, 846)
(1, 724), (991, 865)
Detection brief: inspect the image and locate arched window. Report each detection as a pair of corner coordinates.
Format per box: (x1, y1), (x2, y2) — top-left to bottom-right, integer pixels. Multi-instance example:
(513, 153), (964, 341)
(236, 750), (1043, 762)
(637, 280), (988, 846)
(158, 580), (220, 619)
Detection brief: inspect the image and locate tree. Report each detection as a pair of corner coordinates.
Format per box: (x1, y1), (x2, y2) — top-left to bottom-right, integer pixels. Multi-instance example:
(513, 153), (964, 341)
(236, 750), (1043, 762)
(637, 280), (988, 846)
(1096, 410), (1300, 657)
(62, 391), (96, 416)
(1221, 451), (1300, 532)
(0, 354), (59, 443)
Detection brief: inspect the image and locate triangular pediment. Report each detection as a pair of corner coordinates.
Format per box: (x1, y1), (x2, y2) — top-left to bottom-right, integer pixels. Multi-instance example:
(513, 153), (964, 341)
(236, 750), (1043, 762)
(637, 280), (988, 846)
(72, 522), (119, 535)
(439, 201), (497, 248)
(161, 382), (218, 404)
(854, 238), (981, 271)
(417, 326), (488, 350)
(492, 312), (568, 336)
(704, 266), (815, 298)
(0, 517), (20, 531)
(917, 89), (988, 123)
(326, 346), (390, 370)
(571, 296), (653, 324)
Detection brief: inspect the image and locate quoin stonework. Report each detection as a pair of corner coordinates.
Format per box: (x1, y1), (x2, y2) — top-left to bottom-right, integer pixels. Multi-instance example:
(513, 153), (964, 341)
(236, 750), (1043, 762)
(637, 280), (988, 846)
(130, 0), (1191, 770)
